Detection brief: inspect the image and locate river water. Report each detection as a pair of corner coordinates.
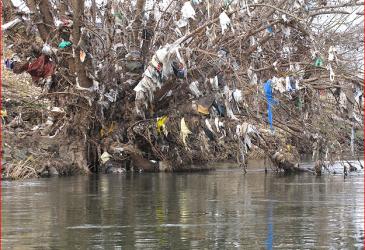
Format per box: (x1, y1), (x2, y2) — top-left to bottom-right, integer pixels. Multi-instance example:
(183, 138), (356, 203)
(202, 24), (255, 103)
(2, 167), (364, 249)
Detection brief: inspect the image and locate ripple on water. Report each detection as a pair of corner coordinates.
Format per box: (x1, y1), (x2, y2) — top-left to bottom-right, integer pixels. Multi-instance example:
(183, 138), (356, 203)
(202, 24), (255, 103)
(2, 170), (364, 249)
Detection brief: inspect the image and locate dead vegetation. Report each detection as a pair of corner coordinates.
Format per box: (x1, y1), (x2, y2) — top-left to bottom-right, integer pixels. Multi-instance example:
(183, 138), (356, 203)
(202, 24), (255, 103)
(2, 0), (364, 179)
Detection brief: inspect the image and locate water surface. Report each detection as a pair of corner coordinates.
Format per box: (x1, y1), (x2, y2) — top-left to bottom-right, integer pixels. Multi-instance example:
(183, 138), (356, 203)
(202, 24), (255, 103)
(2, 168), (364, 249)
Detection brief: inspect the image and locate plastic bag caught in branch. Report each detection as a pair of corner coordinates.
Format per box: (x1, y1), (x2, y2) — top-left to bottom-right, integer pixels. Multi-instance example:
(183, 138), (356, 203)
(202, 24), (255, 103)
(177, 1), (196, 27)
(210, 76), (219, 90)
(233, 89), (243, 103)
(247, 66), (258, 85)
(189, 81), (202, 98)
(328, 46), (337, 62)
(205, 119), (215, 135)
(157, 115), (169, 136)
(327, 63), (335, 82)
(182, 1), (196, 19)
(41, 44), (53, 56)
(225, 100), (238, 120)
(134, 37), (187, 116)
(180, 118), (192, 147)
(2, 18), (22, 31)
(206, 26), (217, 46)
(101, 152), (112, 164)
(219, 11), (234, 34)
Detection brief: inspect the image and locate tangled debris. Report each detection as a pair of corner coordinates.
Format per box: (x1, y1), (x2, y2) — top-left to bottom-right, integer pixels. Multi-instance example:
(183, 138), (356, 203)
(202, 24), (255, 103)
(2, 0), (364, 179)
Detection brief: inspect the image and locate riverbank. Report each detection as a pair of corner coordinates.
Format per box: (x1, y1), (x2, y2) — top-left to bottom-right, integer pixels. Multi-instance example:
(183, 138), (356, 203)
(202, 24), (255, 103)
(3, 67), (363, 180)
(2, 69), (362, 180)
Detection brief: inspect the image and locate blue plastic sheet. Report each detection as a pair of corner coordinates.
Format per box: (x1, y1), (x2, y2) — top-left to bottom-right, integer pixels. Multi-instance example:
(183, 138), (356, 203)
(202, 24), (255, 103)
(264, 80), (277, 131)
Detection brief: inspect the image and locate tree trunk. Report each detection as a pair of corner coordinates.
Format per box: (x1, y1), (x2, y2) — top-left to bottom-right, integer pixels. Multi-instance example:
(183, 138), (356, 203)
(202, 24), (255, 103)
(58, 0), (69, 18)
(132, 0), (146, 51)
(71, 0), (92, 88)
(91, 0), (97, 24)
(26, 0), (54, 42)
(39, 0), (55, 32)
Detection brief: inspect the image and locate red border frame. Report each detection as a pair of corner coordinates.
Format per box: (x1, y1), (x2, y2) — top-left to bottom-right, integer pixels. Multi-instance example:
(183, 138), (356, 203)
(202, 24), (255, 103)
(363, 2), (365, 249)
(0, 0), (3, 249)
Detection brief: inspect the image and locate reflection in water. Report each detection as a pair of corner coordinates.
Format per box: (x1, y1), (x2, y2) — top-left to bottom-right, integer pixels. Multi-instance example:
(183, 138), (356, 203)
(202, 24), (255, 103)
(266, 199), (274, 250)
(2, 170), (364, 249)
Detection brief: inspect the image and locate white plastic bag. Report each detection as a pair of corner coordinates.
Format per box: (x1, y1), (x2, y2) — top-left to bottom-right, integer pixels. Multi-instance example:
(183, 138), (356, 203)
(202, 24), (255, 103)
(233, 89), (243, 103)
(219, 12), (233, 34)
(182, 1), (196, 20)
(328, 46), (336, 62)
(2, 18), (21, 31)
(189, 81), (202, 97)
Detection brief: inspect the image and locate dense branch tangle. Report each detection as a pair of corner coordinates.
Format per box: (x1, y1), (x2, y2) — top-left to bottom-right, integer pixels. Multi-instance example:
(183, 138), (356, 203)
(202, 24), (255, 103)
(3, 0), (363, 174)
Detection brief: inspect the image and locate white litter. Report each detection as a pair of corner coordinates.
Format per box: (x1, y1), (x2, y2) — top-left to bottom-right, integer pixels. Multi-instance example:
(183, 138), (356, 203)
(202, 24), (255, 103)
(219, 11), (233, 34)
(101, 152), (112, 164)
(233, 89), (243, 103)
(2, 18), (22, 31)
(181, 1), (196, 20)
(328, 46), (337, 63)
(189, 81), (202, 98)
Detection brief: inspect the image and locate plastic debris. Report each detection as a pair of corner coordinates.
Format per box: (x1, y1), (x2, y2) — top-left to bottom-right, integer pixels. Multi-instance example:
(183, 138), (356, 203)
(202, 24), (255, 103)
(225, 100), (238, 120)
(134, 40), (185, 116)
(210, 76), (219, 90)
(26, 55), (56, 81)
(180, 118), (191, 146)
(285, 76), (292, 92)
(212, 101), (225, 117)
(264, 80), (275, 131)
(272, 77), (286, 93)
(206, 26), (217, 45)
(247, 66), (258, 85)
(219, 11), (233, 34)
(205, 119), (215, 135)
(114, 12), (123, 26)
(232, 59), (240, 71)
(282, 14), (288, 23)
(189, 81), (202, 98)
(41, 44), (53, 56)
(57, 19), (73, 28)
(50, 107), (65, 113)
(197, 104), (209, 115)
(181, 1), (196, 20)
(1, 110), (7, 118)
(172, 61), (186, 78)
(328, 63), (335, 82)
(233, 89), (243, 103)
(156, 115), (168, 135)
(250, 36), (256, 46)
(224, 85), (233, 102)
(176, 1), (196, 27)
(4, 58), (14, 70)
(101, 152), (112, 164)
(203, 125), (215, 141)
(58, 41), (72, 48)
(2, 18), (22, 31)
(104, 89), (118, 102)
(80, 50), (86, 63)
(328, 46), (336, 62)
(282, 26), (291, 37)
(315, 57), (323, 67)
